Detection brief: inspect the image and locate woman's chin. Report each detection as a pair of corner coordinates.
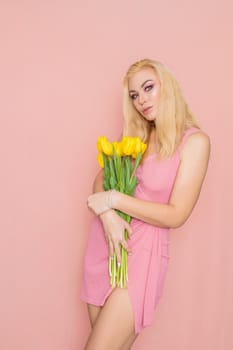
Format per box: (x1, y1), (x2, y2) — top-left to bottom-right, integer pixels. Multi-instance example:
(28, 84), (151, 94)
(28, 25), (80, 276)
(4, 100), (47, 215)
(144, 115), (156, 123)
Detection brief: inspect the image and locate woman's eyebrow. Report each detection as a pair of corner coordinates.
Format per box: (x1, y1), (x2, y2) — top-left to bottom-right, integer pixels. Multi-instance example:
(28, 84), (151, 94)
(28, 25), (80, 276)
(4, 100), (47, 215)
(129, 79), (154, 93)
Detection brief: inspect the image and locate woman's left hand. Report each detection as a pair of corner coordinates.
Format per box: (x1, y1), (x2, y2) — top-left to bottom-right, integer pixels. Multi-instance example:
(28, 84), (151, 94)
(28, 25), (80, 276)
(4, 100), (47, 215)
(87, 190), (118, 215)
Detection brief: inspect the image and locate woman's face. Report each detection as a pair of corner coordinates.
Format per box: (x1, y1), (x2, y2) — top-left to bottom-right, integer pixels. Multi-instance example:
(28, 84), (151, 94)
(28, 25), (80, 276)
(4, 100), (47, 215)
(128, 67), (161, 122)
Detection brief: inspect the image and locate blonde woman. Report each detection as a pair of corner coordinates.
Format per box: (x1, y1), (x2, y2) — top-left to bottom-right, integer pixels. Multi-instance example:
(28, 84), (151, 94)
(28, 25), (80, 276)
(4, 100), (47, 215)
(81, 58), (210, 349)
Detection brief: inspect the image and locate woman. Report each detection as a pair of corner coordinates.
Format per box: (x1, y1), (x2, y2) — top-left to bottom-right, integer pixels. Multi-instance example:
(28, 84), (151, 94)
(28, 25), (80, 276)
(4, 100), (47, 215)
(80, 58), (210, 349)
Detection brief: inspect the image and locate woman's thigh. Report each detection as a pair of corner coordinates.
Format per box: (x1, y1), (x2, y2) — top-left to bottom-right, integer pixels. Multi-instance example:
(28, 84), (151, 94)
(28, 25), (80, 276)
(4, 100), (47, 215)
(85, 287), (135, 350)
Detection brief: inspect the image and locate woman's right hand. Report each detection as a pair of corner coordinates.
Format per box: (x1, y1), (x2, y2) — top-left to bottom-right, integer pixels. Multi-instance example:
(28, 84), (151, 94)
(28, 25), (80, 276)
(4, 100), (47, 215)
(99, 209), (133, 265)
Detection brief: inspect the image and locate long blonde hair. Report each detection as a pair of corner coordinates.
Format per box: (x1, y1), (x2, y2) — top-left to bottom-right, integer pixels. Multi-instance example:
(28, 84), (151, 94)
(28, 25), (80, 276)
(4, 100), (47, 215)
(122, 58), (200, 158)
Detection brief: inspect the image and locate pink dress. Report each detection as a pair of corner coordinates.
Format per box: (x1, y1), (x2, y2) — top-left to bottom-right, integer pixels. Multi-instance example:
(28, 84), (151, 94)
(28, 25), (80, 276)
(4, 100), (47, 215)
(80, 127), (200, 334)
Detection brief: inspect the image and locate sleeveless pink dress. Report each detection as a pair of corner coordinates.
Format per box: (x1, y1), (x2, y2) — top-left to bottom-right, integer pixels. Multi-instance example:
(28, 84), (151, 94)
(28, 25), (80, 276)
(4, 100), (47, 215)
(80, 127), (200, 334)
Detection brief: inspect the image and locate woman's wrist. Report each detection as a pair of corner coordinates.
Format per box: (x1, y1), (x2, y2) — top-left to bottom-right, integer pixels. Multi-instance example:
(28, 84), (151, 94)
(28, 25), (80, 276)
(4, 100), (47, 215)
(88, 190), (123, 218)
(99, 208), (114, 222)
(99, 190), (121, 218)
(108, 189), (122, 210)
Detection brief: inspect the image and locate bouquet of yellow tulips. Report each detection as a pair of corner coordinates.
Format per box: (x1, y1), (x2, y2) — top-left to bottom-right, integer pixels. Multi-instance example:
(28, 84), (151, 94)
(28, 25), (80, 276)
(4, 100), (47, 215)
(96, 136), (147, 288)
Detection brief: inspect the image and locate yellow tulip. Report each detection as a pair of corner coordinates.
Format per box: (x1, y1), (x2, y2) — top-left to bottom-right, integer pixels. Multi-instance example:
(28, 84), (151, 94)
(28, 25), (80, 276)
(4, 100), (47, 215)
(141, 143), (147, 154)
(131, 138), (147, 158)
(134, 137), (142, 154)
(112, 142), (122, 156)
(131, 152), (137, 159)
(97, 137), (102, 152)
(121, 136), (135, 156)
(97, 152), (104, 168)
(97, 136), (113, 156)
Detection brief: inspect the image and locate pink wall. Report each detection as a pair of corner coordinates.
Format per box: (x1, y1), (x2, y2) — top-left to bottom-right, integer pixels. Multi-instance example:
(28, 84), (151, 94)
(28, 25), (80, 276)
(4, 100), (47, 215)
(0, 1), (232, 349)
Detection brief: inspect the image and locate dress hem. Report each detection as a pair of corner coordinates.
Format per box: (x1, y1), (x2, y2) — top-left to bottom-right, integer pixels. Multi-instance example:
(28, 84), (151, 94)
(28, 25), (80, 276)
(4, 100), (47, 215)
(80, 283), (144, 335)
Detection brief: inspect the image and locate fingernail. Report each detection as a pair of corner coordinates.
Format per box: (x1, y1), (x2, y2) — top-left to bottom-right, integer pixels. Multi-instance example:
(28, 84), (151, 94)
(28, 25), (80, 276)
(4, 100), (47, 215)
(117, 262), (121, 267)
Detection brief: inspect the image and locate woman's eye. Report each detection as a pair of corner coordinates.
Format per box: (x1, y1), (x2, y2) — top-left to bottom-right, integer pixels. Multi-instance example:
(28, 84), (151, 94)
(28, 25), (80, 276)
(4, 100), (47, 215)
(145, 84), (154, 92)
(130, 94), (138, 100)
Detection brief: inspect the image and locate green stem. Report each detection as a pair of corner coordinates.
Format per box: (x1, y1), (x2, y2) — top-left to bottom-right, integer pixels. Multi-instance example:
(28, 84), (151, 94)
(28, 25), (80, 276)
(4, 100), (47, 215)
(129, 152), (142, 184)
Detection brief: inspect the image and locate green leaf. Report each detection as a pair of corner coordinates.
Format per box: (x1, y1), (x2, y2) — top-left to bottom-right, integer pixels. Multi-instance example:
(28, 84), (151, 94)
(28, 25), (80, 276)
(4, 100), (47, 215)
(103, 179), (109, 191)
(110, 176), (117, 189)
(109, 157), (116, 180)
(121, 160), (125, 192)
(124, 157), (130, 187)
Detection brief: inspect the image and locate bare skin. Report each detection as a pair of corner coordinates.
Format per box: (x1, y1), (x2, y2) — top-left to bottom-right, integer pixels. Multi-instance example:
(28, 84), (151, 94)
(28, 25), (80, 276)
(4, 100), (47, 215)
(85, 288), (138, 350)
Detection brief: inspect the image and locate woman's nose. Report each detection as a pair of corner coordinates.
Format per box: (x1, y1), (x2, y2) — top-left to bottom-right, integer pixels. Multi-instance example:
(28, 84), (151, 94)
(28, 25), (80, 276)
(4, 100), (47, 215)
(138, 92), (147, 105)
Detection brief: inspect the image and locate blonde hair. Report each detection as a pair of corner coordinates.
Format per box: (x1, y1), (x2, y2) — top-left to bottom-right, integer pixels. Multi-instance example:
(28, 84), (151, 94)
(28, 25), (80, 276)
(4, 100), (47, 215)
(122, 58), (200, 158)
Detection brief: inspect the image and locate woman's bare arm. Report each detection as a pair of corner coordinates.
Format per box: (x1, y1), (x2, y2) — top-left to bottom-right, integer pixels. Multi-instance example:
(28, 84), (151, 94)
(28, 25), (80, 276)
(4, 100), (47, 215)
(112, 132), (211, 228)
(92, 169), (104, 193)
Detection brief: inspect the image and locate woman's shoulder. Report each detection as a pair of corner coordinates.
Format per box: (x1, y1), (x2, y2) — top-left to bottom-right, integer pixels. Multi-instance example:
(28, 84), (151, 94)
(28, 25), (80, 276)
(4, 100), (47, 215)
(180, 127), (211, 158)
(182, 127), (210, 145)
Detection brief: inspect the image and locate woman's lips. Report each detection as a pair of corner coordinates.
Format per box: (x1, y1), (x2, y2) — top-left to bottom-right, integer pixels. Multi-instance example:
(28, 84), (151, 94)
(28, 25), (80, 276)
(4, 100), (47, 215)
(142, 106), (153, 115)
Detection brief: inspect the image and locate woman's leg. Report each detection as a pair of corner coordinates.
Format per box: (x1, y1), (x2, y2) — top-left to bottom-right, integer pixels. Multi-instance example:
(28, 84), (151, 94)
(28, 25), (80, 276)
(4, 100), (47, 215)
(87, 304), (102, 327)
(86, 296), (139, 350)
(84, 287), (135, 350)
(87, 301), (138, 350)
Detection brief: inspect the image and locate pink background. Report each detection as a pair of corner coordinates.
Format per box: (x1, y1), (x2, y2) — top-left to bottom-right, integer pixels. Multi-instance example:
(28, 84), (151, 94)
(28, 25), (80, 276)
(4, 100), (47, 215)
(0, 1), (232, 349)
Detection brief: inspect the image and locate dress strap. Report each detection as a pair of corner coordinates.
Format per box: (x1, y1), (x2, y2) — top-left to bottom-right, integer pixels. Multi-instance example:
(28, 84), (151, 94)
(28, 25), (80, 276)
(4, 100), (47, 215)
(178, 127), (201, 153)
